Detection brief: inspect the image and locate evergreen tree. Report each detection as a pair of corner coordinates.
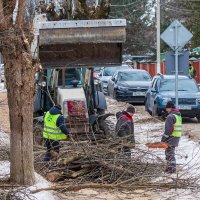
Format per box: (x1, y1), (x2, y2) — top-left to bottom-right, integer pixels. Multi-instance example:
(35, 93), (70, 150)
(109, 0), (156, 55)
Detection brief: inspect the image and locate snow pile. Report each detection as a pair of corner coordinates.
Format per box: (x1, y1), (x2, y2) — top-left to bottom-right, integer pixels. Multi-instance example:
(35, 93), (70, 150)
(27, 173), (58, 200)
(0, 83), (6, 92)
(0, 160), (10, 179)
(0, 130), (10, 161)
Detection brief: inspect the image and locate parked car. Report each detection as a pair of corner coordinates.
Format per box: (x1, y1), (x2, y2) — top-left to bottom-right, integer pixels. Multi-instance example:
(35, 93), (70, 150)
(145, 74), (200, 121)
(107, 69), (152, 103)
(0, 64), (4, 82)
(93, 67), (103, 91)
(93, 67), (103, 79)
(98, 64), (132, 94)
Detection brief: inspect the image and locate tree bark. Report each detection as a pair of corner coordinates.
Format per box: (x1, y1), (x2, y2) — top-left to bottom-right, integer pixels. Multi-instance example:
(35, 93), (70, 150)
(0, 0), (36, 185)
(2, 30), (35, 185)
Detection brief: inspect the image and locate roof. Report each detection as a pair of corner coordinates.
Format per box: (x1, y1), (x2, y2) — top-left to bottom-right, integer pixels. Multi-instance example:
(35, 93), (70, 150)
(117, 69), (147, 73)
(156, 74), (190, 80)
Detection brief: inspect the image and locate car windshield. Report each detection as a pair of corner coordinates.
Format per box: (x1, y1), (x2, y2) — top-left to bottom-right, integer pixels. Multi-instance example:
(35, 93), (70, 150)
(160, 79), (198, 92)
(103, 65), (130, 76)
(94, 67), (102, 72)
(103, 67), (119, 76)
(118, 71), (151, 82)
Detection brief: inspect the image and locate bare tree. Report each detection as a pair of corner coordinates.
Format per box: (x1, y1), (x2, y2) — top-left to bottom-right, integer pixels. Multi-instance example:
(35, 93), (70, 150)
(39, 0), (111, 20)
(0, 0), (36, 185)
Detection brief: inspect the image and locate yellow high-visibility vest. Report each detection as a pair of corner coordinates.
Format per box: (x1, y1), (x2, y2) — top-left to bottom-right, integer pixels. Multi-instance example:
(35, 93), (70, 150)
(43, 111), (67, 140)
(171, 114), (182, 138)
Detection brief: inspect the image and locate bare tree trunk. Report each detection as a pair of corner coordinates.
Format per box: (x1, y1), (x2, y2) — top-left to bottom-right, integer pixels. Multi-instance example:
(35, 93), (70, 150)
(2, 31), (36, 185)
(0, 0), (36, 185)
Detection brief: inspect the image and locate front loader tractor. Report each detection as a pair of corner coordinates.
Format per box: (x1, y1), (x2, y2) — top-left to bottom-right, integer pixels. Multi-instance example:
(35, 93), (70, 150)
(33, 17), (126, 135)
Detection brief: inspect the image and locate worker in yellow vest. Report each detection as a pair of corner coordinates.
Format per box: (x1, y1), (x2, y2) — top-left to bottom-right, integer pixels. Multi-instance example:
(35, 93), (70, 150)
(43, 105), (70, 161)
(161, 101), (182, 174)
(189, 62), (196, 78)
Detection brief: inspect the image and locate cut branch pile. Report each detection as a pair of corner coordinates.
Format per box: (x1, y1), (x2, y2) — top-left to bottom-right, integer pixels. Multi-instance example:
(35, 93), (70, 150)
(34, 136), (200, 193)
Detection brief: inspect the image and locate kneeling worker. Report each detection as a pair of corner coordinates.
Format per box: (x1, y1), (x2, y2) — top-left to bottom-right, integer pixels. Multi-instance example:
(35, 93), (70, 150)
(43, 105), (70, 161)
(161, 101), (182, 174)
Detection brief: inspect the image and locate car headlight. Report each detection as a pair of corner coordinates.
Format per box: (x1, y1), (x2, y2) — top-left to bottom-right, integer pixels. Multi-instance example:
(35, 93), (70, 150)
(196, 98), (200, 104)
(162, 97), (172, 103)
(118, 86), (128, 91)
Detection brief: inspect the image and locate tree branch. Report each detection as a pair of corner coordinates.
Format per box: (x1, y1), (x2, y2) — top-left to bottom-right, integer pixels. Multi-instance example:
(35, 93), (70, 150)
(16, 0), (26, 27)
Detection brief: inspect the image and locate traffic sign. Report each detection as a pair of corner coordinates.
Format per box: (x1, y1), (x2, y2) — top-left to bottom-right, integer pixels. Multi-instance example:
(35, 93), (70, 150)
(161, 20), (193, 51)
(160, 20), (193, 107)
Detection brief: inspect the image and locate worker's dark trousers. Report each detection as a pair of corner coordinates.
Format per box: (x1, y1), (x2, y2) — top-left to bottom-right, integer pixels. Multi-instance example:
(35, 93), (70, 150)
(122, 146), (132, 158)
(43, 139), (61, 161)
(165, 146), (176, 172)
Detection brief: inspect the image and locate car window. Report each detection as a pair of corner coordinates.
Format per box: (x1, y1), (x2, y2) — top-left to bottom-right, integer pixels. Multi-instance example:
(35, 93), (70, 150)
(103, 67), (118, 76)
(160, 79), (198, 92)
(118, 71), (151, 82)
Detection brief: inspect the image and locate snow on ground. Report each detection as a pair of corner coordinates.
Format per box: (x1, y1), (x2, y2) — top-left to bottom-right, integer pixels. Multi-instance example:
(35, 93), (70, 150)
(0, 160), (10, 179)
(0, 161), (57, 200)
(0, 130), (58, 200)
(0, 130), (9, 160)
(27, 173), (58, 200)
(0, 82), (6, 92)
(1, 96), (200, 199)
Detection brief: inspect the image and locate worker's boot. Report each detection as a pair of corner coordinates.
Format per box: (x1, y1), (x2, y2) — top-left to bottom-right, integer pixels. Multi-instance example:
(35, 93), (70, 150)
(43, 152), (51, 162)
(50, 150), (59, 161)
(165, 164), (176, 174)
(165, 168), (176, 174)
(123, 146), (132, 159)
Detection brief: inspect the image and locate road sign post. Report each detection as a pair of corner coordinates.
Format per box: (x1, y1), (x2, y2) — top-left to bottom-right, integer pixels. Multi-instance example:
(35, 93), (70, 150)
(175, 22), (179, 106)
(161, 20), (193, 107)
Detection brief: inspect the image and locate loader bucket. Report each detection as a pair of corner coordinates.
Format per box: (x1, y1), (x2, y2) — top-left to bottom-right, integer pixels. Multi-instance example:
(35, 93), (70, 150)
(34, 19), (126, 68)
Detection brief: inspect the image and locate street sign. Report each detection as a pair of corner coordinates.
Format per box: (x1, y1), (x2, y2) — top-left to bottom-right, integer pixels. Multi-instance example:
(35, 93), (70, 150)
(161, 20), (193, 106)
(161, 20), (193, 51)
(165, 51), (189, 76)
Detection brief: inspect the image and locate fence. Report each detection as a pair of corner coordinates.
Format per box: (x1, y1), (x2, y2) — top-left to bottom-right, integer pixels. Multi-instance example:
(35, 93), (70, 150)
(137, 61), (200, 83)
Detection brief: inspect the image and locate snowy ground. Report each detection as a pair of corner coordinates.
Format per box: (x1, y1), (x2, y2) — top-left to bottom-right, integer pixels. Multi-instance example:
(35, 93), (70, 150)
(1, 95), (200, 199)
(0, 82), (6, 92)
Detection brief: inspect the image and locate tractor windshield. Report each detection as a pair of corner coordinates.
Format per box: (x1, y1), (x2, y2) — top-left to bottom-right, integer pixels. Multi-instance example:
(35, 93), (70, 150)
(58, 68), (82, 86)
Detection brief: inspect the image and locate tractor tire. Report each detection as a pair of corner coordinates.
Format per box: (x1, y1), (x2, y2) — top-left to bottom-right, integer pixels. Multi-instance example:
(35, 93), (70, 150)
(152, 103), (158, 117)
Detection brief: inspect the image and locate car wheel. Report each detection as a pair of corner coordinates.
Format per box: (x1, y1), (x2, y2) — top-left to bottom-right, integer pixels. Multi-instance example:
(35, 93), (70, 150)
(196, 116), (200, 123)
(152, 103), (158, 117)
(107, 87), (110, 96)
(113, 90), (117, 100)
(145, 99), (148, 111)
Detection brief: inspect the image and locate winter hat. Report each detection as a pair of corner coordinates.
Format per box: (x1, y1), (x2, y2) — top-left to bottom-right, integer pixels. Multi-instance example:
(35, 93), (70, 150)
(126, 106), (135, 113)
(166, 101), (175, 109)
(54, 104), (62, 110)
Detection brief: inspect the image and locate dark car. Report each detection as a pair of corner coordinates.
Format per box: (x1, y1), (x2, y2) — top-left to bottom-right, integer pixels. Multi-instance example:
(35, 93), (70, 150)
(107, 69), (152, 103)
(98, 65), (132, 95)
(145, 74), (200, 121)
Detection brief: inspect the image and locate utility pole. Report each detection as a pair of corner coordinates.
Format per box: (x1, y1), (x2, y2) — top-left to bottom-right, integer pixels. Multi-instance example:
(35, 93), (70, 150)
(156, 0), (161, 73)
